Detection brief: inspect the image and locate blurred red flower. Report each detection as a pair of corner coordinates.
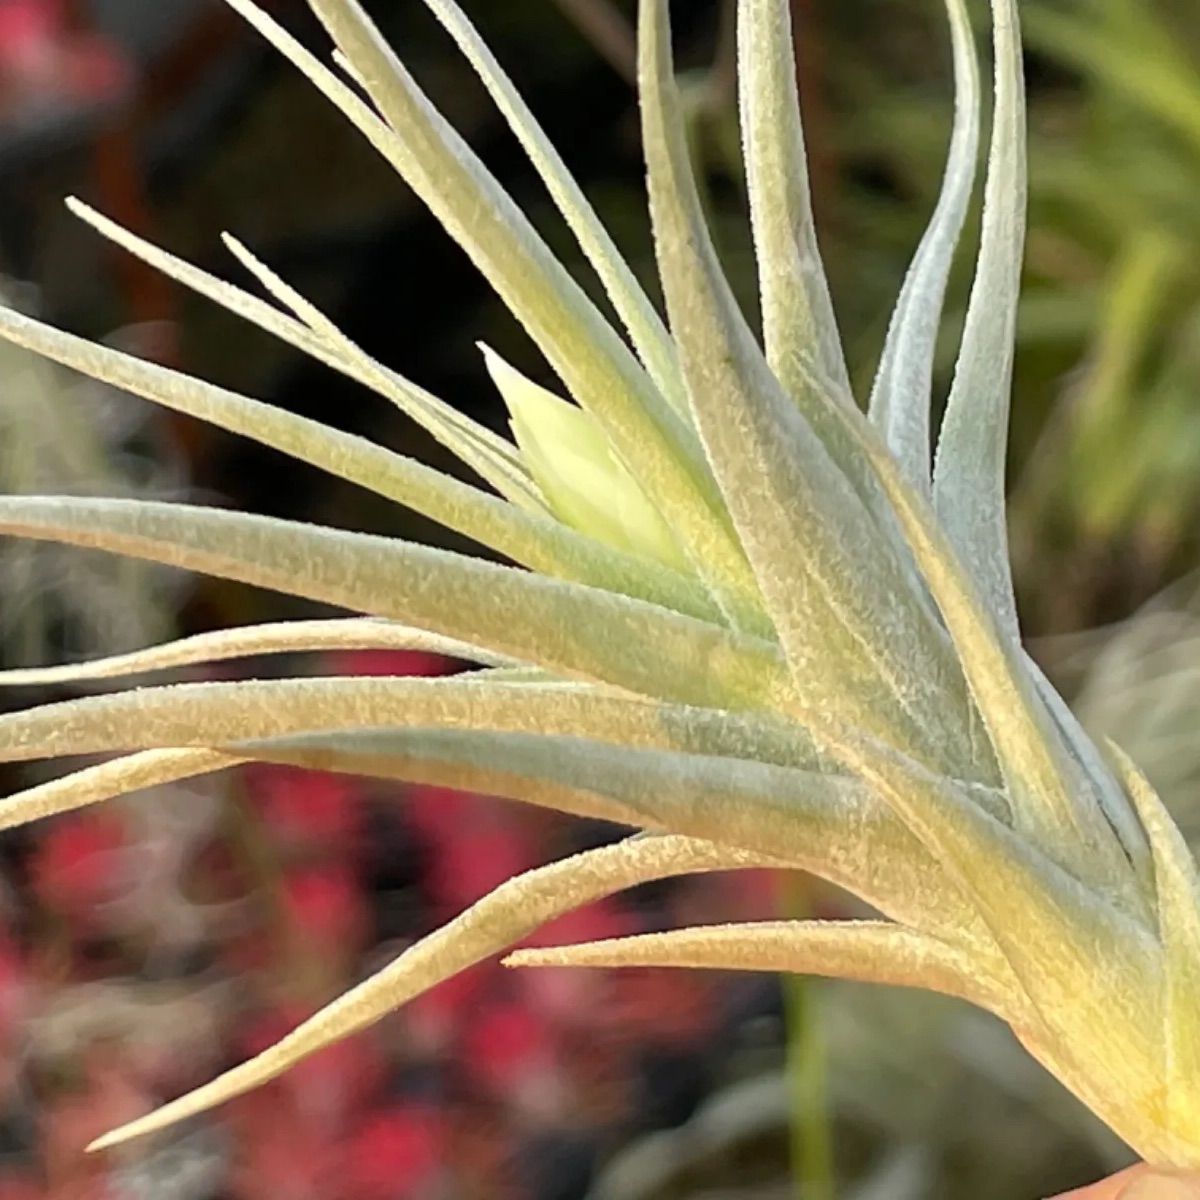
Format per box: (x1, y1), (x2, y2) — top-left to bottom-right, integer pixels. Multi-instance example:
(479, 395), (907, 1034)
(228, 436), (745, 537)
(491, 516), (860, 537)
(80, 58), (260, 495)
(29, 815), (128, 925)
(0, 0), (129, 118)
(282, 864), (372, 965)
(343, 1106), (446, 1200)
(248, 767), (362, 859)
(425, 827), (538, 916)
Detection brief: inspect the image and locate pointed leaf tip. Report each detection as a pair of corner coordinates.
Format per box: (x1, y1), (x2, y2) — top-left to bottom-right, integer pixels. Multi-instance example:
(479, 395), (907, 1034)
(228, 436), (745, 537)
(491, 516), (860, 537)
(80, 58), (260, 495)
(483, 344), (690, 571)
(82, 835), (769, 1148)
(869, 0), (981, 492)
(932, 0), (1026, 639)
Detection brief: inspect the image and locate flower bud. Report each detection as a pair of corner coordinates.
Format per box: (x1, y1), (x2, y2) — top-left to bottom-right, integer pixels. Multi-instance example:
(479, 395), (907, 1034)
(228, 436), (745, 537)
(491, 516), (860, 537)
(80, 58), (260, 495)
(482, 345), (690, 572)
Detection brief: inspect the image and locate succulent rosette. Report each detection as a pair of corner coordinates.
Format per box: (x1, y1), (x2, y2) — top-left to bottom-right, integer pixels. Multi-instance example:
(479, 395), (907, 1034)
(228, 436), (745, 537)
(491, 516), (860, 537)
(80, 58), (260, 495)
(0, 0), (1195, 1169)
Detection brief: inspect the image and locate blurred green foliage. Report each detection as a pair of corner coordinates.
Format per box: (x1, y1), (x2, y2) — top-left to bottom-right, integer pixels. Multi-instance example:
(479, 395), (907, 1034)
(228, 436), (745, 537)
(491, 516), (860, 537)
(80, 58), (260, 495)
(1015, 0), (1200, 629)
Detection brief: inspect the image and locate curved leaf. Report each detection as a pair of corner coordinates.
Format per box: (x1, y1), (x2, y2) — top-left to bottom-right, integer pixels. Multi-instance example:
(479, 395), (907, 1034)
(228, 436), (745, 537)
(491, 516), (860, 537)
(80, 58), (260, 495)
(737, 0), (851, 400)
(223, 0), (763, 626)
(0, 749), (240, 831)
(0, 619), (509, 686)
(869, 0), (981, 492)
(0, 497), (784, 708)
(247, 727), (984, 939)
(1110, 743), (1200, 1132)
(850, 434), (1139, 892)
(932, 0), (1026, 639)
(0, 674), (815, 770)
(88, 835), (774, 1150)
(0, 287), (722, 627)
(637, 0), (975, 771)
(507, 919), (1022, 1019)
(418, 0), (689, 418)
(822, 725), (1164, 1123)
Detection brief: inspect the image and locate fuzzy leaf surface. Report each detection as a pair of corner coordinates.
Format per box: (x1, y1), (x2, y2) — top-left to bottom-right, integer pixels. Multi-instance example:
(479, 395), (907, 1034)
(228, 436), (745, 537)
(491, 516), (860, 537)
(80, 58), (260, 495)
(639, 0), (974, 770)
(0, 496), (782, 707)
(932, 0), (1026, 638)
(737, 0), (851, 400)
(869, 0), (980, 492)
(89, 835), (774, 1150)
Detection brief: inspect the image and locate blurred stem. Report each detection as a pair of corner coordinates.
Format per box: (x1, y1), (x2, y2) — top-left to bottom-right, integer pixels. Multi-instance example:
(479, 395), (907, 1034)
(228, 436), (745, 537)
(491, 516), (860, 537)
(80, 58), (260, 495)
(780, 875), (835, 1200)
(551, 0), (638, 85)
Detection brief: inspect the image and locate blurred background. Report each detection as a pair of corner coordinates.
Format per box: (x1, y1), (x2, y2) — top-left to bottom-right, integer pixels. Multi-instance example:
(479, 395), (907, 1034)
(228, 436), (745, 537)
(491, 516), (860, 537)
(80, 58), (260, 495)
(0, 0), (1198, 1196)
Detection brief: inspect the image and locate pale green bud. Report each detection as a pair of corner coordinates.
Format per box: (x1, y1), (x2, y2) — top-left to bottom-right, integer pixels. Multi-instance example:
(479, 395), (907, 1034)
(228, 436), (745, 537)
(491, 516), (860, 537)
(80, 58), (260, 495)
(481, 344), (691, 573)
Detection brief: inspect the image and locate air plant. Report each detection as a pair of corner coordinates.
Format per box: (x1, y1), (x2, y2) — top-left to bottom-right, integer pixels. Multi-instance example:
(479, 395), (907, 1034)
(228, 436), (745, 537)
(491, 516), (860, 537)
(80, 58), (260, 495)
(0, 0), (1194, 1174)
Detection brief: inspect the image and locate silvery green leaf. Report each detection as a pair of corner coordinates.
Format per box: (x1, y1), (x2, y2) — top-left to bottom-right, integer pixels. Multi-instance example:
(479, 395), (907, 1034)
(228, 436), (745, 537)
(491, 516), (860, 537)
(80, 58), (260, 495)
(0, 673), (827, 771)
(0, 496), (783, 706)
(1025, 653), (1152, 882)
(417, 0), (690, 419)
(852, 435), (1139, 893)
(88, 835), (769, 1150)
(869, 0), (981, 493)
(0, 305), (722, 624)
(66, 197), (539, 511)
(824, 727), (1167, 1139)
(0, 619), (511, 686)
(638, 0), (975, 772)
(733, 3), (916, 532)
(737, 0), (851, 402)
(507, 919), (1021, 1019)
(0, 749), (240, 831)
(932, 0), (1025, 640)
(1110, 744), (1200, 1136)
(0, 735), (641, 833)
(251, 727), (984, 941)
(227, 0), (762, 624)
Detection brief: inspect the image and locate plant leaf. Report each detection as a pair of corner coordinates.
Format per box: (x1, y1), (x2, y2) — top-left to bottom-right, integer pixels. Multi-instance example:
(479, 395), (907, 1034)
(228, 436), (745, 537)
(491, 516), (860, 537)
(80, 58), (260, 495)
(224, 0), (763, 625)
(0, 722), (986, 945)
(417, 0), (690, 418)
(0, 749), (241, 831)
(247, 727), (986, 940)
(737, 0), (851, 400)
(1025, 654), (1152, 884)
(0, 496), (784, 707)
(0, 674), (817, 770)
(484, 345), (691, 571)
(87, 834), (775, 1151)
(637, 0), (975, 771)
(868, 0), (981, 492)
(821, 725), (1165, 1126)
(66, 197), (539, 510)
(0, 303), (722, 625)
(1109, 742), (1200, 1132)
(932, 0), (1026, 639)
(0, 619), (510, 686)
(850, 432), (1141, 893)
(506, 918), (1021, 1018)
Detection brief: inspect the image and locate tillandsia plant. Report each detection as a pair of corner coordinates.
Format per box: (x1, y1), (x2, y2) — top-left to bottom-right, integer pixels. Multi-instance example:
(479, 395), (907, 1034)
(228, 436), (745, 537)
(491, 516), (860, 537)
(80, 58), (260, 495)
(0, 0), (1195, 1172)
